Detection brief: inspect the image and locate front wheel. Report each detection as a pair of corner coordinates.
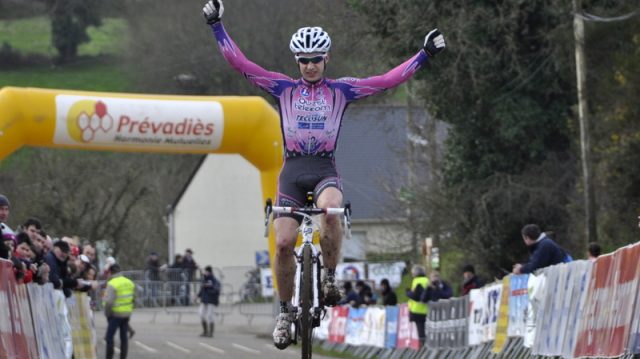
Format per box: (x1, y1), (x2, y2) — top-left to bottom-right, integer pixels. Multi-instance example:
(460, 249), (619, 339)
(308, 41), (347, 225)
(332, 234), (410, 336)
(300, 245), (314, 358)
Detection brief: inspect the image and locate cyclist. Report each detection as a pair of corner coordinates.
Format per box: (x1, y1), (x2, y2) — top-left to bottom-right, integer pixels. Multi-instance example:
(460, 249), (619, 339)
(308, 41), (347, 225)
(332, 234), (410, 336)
(203, 0), (446, 349)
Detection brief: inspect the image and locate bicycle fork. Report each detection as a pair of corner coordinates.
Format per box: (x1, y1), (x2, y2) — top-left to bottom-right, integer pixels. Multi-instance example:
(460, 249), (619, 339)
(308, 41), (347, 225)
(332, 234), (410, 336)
(292, 242), (321, 313)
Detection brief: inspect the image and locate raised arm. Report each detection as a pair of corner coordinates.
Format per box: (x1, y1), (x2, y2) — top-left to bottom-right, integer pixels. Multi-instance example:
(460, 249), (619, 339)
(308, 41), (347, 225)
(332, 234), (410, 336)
(335, 29), (446, 102)
(203, 0), (293, 96)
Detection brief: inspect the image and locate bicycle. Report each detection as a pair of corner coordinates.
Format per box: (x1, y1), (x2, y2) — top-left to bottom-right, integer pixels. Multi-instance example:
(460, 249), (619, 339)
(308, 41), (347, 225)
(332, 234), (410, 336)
(264, 192), (351, 358)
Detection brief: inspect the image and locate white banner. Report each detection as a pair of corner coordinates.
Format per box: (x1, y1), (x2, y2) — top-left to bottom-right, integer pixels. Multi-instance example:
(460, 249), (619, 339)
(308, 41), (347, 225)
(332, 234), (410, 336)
(524, 273), (547, 348)
(55, 95), (224, 150)
(260, 267), (274, 297)
(468, 288), (485, 346)
(367, 262), (406, 289)
(481, 282), (502, 342)
(562, 260), (592, 359)
(360, 307), (386, 348)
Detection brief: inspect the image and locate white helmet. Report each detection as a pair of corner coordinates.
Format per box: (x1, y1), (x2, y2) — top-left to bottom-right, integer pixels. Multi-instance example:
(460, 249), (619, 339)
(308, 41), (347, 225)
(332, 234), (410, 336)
(289, 27), (331, 54)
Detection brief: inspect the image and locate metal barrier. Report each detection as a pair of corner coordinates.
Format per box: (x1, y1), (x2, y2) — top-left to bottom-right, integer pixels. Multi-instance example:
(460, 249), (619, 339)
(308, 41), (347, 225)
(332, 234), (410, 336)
(99, 266), (274, 324)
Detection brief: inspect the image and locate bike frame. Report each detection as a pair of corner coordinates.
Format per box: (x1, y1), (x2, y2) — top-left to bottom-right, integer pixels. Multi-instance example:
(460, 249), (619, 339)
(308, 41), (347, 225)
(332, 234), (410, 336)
(264, 198), (351, 357)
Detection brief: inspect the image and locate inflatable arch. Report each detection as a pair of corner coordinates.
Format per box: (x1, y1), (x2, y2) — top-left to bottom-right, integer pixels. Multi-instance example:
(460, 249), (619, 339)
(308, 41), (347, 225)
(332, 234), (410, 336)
(0, 86), (282, 264)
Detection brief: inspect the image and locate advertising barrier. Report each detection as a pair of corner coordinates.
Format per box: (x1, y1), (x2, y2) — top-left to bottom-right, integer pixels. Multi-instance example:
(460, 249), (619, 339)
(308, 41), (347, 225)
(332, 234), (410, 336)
(573, 243), (640, 358)
(328, 306), (348, 344)
(395, 304), (419, 350)
(507, 274), (528, 337)
(492, 276), (510, 353)
(384, 306), (399, 349)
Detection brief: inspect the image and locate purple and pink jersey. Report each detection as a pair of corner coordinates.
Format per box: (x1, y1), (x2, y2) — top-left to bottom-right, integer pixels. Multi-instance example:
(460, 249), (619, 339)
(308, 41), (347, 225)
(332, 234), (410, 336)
(211, 22), (430, 158)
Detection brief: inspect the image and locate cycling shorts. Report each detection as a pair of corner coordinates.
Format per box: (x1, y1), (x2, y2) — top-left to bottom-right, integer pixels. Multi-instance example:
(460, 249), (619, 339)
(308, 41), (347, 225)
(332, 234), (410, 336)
(275, 156), (343, 222)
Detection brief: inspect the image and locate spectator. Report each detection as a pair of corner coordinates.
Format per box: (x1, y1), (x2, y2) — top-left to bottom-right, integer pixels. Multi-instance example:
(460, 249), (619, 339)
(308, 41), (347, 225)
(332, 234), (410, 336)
(41, 232), (53, 254)
(421, 270), (452, 303)
(145, 251), (162, 299)
(588, 242), (601, 261)
(461, 264), (485, 296)
(405, 264), (429, 347)
(82, 244), (99, 269)
(355, 280), (375, 306)
(145, 251), (161, 281)
(513, 224), (572, 274)
(13, 234), (36, 284)
(73, 254), (92, 280)
(379, 278), (398, 306)
(45, 240), (90, 297)
(21, 218), (42, 242)
(197, 265), (221, 337)
(182, 249), (198, 305)
(182, 248), (198, 280)
(0, 194), (12, 233)
(168, 254), (184, 304)
(338, 281), (359, 306)
(3, 231), (16, 253)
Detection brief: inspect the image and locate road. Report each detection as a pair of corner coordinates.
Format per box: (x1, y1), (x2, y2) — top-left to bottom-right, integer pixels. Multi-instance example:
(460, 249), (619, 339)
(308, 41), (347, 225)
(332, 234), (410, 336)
(93, 305), (334, 359)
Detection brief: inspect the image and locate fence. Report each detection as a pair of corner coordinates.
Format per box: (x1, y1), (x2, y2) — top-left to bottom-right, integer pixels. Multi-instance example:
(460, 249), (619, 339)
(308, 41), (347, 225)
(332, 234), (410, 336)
(314, 241), (640, 358)
(0, 259), (98, 359)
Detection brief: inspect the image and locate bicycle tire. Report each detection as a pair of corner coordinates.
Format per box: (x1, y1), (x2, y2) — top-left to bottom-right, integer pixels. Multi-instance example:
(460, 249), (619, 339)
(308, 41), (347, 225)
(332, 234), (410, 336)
(300, 244), (313, 358)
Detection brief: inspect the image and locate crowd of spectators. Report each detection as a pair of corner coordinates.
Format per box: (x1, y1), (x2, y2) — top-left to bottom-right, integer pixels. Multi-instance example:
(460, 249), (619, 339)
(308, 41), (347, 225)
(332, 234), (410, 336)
(0, 193), (100, 297)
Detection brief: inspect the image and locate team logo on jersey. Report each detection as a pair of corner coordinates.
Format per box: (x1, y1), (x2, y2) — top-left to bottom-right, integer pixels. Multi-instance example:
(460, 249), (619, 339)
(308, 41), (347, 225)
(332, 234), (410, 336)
(300, 87), (310, 97)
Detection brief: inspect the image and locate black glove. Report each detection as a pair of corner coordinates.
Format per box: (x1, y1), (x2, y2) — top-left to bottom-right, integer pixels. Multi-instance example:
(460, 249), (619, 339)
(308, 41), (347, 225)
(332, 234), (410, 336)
(203, 0), (224, 25)
(423, 29), (446, 57)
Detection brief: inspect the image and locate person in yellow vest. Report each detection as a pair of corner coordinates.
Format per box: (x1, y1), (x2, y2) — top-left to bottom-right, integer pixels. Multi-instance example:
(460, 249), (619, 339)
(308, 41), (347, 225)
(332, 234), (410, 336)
(405, 264), (429, 347)
(104, 264), (136, 359)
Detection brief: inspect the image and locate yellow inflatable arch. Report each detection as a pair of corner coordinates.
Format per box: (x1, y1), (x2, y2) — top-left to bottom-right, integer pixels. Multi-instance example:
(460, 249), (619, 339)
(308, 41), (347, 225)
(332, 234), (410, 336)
(0, 86), (282, 263)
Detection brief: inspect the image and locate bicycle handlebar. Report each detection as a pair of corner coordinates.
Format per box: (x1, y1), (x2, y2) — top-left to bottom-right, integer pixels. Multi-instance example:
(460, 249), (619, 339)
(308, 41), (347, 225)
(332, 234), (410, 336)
(271, 206), (345, 215)
(263, 199), (352, 238)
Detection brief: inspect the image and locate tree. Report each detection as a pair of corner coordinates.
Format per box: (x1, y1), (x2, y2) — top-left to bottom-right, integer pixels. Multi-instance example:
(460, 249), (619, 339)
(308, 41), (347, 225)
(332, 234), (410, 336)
(350, 0), (580, 274)
(0, 148), (201, 267)
(45, 0), (102, 63)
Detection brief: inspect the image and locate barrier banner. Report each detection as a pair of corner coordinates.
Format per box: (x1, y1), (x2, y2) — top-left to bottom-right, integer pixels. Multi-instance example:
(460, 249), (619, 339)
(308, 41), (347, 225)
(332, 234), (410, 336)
(468, 287), (485, 346)
(259, 267), (274, 298)
(574, 243), (640, 358)
(491, 276), (510, 353)
(345, 307), (366, 346)
(562, 260), (592, 359)
(5, 262), (31, 359)
(28, 284), (67, 359)
(425, 300), (442, 348)
(336, 262), (365, 281)
(67, 292), (97, 359)
(631, 276), (640, 354)
(314, 304), (331, 340)
(367, 262), (406, 288)
(524, 272), (546, 348)
(507, 274), (528, 337)
(328, 306), (348, 344)
(13, 284), (38, 359)
(0, 260), (18, 359)
(533, 264), (569, 356)
(456, 296), (469, 348)
(361, 307), (386, 347)
(395, 303), (419, 350)
(385, 306), (399, 349)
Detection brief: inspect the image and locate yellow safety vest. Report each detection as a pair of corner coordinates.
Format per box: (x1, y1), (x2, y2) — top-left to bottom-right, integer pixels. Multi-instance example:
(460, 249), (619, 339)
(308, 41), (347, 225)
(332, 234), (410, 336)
(107, 275), (135, 314)
(407, 276), (429, 315)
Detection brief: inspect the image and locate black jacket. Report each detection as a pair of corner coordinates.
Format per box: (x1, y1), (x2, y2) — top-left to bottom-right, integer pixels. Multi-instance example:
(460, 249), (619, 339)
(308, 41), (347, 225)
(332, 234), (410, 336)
(198, 274), (221, 305)
(44, 251), (78, 298)
(521, 235), (569, 274)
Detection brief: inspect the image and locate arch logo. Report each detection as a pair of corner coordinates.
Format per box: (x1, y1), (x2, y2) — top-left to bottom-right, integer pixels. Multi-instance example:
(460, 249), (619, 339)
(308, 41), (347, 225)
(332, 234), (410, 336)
(54, 95), (224, 150)
(67, 100), (113, 143)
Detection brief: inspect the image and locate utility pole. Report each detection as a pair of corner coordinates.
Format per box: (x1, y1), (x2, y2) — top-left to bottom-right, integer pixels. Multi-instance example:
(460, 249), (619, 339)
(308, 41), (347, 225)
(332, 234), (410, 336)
(573, 0), (597, 244)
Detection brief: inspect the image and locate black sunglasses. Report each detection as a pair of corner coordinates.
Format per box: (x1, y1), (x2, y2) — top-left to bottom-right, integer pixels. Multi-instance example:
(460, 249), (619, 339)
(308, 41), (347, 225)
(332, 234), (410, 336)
(296, 55), (326, 65)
